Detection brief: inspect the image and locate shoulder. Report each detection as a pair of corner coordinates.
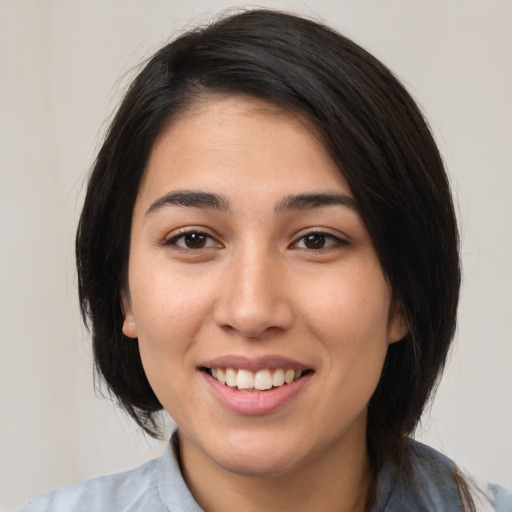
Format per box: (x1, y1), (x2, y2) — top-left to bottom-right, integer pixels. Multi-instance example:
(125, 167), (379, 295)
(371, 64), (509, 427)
(15, 455), (165, 512)
(411, 442), (512, 512)
(376, 440), (512, 512)
(15, 440), (203, 512)
(408, 441), (512, 512)
(398, 440), (465, 510)
(483, 483), (512, 512)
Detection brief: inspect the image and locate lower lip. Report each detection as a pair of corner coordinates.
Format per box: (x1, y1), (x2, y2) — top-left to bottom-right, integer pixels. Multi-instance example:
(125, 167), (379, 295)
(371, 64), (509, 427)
(202, 371), (312, 415)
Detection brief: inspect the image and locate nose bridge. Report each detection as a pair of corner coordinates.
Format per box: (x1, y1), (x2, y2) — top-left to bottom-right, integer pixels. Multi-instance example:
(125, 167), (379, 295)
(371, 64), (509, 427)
(214, 239), (293, 338)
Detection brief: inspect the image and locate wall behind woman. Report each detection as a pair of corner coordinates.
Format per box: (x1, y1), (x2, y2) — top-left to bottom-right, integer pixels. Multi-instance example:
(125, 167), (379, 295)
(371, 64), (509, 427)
(0, 0), (510, 509)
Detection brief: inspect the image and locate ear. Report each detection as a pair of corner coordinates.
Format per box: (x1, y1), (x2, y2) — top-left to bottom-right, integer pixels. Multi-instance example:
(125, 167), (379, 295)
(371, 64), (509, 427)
(388, 305), (408, 344)
(121, 293), (138, 339)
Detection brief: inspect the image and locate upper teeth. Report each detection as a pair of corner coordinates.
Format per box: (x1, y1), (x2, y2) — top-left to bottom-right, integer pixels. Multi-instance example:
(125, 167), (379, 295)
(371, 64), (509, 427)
(211, 368), (303, 391)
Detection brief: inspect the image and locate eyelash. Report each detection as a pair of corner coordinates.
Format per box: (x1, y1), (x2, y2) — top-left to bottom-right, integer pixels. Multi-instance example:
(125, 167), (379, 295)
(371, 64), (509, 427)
(162, 228), (348, 252)
(163, 229), (221, 250)
(291, 231), (348, 251)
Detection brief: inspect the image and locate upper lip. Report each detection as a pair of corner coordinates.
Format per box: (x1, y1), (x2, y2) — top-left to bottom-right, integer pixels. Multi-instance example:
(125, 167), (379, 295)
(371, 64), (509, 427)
(199, 355), (312, 372)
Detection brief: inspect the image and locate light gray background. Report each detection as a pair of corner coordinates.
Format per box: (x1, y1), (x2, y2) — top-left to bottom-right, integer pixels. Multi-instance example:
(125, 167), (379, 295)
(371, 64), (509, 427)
(1, 1), (510, 509)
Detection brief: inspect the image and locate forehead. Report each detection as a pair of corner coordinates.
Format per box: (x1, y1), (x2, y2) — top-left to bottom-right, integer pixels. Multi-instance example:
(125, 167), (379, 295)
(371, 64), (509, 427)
(136, 95), (351, 210)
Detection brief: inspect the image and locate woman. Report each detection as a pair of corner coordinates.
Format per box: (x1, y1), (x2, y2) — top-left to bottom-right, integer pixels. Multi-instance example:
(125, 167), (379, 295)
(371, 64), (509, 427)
(17, 9), (510, 512)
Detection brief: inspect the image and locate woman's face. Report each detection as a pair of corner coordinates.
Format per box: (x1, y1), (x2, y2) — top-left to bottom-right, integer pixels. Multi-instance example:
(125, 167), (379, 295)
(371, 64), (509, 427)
(123, 95), (405, 478)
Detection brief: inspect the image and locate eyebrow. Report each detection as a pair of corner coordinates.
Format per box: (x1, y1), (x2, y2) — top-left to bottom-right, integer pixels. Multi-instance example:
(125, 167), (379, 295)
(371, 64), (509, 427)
(145, 190), (357, 217)
(275, 193), (358, 214)
(145, 190), (231, 217)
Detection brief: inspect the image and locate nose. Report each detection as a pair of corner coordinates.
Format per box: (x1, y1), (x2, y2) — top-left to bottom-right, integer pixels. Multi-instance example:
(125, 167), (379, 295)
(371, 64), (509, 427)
(213, 246), (294, 339)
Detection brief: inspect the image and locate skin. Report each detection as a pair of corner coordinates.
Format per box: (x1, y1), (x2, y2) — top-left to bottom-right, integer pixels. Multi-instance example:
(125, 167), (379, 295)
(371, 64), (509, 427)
(122, 95), (406, 512)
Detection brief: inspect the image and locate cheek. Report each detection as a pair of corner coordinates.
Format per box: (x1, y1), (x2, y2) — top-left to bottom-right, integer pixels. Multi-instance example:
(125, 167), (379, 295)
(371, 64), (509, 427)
(131, 274), (209, 416)
(299, 266), (391, 343)
(298, 266), (391, 389)
(128, 261), (224, 392)
(130, 260), (213, 335)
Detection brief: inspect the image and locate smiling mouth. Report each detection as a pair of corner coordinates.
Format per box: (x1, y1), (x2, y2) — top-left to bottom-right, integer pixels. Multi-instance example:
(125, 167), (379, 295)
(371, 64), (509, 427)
(202, 367), (312, 392)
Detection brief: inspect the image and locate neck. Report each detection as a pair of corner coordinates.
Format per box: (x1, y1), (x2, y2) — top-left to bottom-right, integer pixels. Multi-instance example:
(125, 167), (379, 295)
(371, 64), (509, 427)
(178, 430), (371, 512)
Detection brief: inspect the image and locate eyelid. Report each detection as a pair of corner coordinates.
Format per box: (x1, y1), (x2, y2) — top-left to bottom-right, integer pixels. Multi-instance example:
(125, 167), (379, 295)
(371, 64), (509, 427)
(158, 226), (349, 251)
(290, 228), (350, 250)
(161, 226), (223, 249)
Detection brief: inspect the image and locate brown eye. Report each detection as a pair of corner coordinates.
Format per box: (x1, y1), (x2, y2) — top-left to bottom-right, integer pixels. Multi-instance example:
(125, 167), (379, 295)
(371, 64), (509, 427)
(183, 232), (208, 249)
(294, 232), (347, 250)
(167, 231), (220, 250)
(304, 233), (327, 249)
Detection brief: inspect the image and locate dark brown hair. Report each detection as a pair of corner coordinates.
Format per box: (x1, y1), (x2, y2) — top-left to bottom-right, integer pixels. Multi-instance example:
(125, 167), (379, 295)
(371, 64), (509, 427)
(76, 9), (466, 508)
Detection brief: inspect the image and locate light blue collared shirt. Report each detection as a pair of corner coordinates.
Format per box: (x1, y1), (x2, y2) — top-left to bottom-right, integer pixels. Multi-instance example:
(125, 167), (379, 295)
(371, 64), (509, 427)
(16, 439), (512, 512)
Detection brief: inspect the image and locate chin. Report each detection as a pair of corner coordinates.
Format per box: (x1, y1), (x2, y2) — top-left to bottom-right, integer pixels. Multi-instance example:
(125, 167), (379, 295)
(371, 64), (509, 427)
(216, 450), (302, 479)
(204, 430), (309, 478)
